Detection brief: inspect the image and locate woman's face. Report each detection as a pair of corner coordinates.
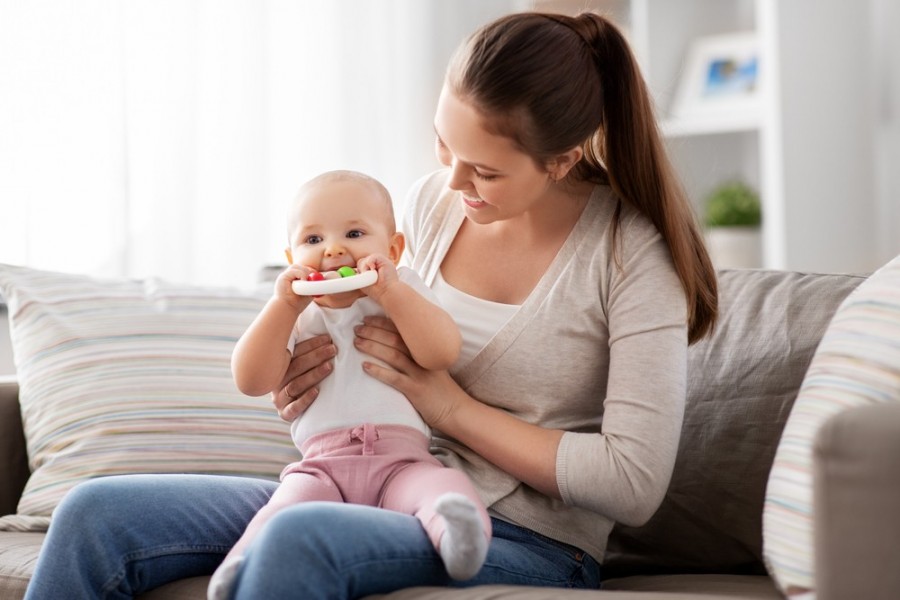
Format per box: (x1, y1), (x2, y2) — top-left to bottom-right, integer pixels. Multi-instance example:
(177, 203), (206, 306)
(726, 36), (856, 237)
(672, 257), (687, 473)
(433, 86), (553, 225)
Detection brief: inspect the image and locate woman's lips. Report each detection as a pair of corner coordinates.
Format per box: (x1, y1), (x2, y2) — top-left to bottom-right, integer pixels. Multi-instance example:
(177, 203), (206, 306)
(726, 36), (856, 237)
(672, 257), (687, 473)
(462, 194), (486, 209)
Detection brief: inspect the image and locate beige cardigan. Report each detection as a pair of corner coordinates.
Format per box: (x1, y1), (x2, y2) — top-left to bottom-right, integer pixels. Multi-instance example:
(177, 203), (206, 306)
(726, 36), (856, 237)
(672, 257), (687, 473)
(401, 170), (688, 562)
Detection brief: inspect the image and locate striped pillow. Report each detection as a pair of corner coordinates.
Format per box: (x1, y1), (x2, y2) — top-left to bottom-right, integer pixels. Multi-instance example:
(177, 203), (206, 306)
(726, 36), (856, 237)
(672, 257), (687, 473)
(763, 254), (900, 595)
(0, 264), (297, 531)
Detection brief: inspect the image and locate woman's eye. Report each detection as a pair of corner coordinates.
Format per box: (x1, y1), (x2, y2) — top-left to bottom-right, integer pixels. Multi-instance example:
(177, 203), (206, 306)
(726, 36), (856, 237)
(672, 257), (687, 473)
(305, 235), (322, 245)
(475, 171), (497, 182)
(347, 230), (364, 239)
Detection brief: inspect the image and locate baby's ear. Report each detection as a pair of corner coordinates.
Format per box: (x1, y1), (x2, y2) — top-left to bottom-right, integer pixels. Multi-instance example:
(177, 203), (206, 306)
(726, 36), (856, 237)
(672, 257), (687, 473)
(284, 248), (294, 264)
(388, 232), (405, 264)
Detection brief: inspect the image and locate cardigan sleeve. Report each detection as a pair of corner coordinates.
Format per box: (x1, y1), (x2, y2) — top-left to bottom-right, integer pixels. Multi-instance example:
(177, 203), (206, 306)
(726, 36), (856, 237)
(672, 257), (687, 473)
(555, 211), (688, 526)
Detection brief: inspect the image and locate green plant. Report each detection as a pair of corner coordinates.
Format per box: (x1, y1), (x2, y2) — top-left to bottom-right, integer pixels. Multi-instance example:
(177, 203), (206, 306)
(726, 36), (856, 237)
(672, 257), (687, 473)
(704, 181), (762, 227)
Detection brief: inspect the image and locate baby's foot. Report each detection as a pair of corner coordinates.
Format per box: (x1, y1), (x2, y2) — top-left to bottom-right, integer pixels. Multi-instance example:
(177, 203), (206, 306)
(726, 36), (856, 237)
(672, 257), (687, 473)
(207, 555), (244, 600)
(435, 493), (489, 580)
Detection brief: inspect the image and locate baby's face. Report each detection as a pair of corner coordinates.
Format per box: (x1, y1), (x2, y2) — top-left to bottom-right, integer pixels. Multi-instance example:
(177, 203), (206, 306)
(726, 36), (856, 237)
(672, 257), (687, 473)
(288, 180), (397, 273)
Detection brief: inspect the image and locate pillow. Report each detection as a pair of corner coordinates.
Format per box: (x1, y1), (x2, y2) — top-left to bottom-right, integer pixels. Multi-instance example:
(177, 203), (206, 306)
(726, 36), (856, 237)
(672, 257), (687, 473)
(0, 264), (296, 531)
(763, 254), (900, 595)
(604, 268), (864, 576)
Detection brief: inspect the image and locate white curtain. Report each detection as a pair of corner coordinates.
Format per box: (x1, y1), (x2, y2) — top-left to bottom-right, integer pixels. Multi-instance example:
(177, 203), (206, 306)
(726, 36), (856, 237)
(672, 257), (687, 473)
(0, 0), (520, 287)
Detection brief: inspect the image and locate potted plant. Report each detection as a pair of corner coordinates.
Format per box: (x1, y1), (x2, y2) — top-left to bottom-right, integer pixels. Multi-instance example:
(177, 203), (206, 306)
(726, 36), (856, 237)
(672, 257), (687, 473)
(703, 180), (762, 269)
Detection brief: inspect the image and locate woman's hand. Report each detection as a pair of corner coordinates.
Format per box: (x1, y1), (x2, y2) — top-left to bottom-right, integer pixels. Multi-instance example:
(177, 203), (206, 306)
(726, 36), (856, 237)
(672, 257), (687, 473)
(353, 316), (461, 428)
(271, 334), (336, 422)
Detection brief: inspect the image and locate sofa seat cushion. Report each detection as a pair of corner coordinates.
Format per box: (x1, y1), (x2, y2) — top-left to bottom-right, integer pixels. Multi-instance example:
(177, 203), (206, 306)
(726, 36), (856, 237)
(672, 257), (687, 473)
(602, 574), (782, 599)
(763, 254), (900, 595)
(368, 576), (781, 600)
(0, 531), (43, 600)
(0, 264), (297, 531)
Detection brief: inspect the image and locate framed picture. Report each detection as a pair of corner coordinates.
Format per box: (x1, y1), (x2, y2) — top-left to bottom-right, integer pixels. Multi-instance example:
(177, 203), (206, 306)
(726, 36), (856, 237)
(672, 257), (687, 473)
(671, 32), (760, 122)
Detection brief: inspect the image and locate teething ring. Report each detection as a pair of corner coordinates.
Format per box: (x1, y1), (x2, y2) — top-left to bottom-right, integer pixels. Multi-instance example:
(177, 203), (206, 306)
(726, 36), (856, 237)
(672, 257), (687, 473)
(291, 269), (378, 296)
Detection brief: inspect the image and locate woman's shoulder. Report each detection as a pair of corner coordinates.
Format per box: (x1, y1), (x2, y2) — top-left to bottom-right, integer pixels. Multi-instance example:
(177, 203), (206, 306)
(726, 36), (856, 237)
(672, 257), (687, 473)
(586, 185), (666, 252)
(580, 185), (680, 285)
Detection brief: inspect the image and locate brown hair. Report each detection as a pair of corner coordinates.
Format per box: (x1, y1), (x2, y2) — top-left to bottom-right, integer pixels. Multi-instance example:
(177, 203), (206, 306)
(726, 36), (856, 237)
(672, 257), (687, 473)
(447, 12), (717, 343)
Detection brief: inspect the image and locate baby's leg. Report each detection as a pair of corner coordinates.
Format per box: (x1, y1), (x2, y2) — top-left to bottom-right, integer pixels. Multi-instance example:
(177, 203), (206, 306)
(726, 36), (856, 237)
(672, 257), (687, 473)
(434, 491), (491, 581)
(207, 472), (341, 600)
(382, 462), (491, 581)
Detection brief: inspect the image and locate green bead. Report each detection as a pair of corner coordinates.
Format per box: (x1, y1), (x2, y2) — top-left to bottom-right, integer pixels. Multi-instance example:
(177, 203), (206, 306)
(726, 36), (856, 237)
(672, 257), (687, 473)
(337, 266), (356, 278)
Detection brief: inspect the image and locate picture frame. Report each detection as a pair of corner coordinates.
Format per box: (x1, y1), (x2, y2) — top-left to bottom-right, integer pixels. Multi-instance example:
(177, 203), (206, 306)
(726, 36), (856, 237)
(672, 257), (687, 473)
(671, 32), (760, 122)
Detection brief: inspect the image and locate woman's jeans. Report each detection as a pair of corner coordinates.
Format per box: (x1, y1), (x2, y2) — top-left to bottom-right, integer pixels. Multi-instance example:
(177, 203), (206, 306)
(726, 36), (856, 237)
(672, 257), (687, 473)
(24, 474), (601, 600)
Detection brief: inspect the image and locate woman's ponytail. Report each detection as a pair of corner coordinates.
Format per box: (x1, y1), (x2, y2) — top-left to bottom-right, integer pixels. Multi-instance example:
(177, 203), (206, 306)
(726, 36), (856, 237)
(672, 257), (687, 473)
(573, 13), (718, 343)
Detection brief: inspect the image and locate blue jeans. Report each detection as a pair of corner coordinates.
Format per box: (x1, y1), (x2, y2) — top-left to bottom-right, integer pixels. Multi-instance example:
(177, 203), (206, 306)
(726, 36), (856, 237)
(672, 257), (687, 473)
(25, 474), (601, 600)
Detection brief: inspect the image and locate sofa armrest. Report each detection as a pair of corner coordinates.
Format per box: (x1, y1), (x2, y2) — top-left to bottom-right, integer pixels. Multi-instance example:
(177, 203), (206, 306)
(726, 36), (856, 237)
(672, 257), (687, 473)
(0, 377), (30, 517)
(814, 402), (900, 600)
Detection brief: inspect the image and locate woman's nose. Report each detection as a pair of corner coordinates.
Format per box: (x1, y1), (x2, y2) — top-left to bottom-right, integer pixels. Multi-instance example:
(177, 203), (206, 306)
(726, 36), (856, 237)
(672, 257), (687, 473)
(447, 160), (470, 191)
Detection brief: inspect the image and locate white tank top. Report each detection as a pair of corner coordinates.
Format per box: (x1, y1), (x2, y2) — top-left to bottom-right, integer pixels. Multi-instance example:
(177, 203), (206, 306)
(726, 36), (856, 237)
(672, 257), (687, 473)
(432, 269), (520, 368)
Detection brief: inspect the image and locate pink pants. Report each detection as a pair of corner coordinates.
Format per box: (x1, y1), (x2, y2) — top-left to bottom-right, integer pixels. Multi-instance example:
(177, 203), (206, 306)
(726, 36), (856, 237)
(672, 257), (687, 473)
(227, 423), (490, 558)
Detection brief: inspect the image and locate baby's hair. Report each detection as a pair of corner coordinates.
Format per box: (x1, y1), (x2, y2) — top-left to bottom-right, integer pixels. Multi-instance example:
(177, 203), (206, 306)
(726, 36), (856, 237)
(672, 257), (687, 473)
(287, 170), (396, 238)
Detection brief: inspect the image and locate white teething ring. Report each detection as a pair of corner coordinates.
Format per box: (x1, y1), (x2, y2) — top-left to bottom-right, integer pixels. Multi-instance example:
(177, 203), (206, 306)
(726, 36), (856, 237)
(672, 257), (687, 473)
(291, 269), (378, 296)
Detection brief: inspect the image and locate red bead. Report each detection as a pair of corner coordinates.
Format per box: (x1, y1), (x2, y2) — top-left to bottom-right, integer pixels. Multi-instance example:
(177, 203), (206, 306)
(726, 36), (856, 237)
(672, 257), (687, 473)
(307, 270), (324, 281)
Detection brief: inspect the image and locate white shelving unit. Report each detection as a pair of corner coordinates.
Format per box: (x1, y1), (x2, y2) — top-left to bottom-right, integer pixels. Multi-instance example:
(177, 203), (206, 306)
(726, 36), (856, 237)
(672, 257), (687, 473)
(533, 0), (880, 273)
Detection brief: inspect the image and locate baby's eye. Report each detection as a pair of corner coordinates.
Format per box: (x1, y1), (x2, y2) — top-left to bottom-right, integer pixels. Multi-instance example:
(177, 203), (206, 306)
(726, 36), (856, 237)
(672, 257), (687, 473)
(346, 230), (364, 239)
(305, 235), (322, 245)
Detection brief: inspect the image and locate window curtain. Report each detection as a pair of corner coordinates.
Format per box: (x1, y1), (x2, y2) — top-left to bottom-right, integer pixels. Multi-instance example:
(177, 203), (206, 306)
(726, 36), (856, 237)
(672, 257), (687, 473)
(0, 0), (521, 287)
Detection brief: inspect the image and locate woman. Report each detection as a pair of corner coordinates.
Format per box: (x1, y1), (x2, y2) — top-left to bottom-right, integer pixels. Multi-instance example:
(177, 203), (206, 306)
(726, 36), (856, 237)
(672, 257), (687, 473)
(25, 11), (716, 600)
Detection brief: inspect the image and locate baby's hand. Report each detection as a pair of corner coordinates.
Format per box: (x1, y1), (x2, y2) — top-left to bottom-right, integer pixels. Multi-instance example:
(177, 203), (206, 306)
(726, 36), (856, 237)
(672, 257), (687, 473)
(356, 254), (399, 302)
(274, 264), (315, 309)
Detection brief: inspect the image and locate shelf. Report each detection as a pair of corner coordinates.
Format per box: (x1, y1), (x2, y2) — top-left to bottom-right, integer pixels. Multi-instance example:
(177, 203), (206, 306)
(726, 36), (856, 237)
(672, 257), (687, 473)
(660, 111), (760, 138)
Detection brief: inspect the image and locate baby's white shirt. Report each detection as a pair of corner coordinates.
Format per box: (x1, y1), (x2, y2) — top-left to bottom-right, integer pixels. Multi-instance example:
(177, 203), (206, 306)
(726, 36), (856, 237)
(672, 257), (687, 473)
(288, 267), (432, 447)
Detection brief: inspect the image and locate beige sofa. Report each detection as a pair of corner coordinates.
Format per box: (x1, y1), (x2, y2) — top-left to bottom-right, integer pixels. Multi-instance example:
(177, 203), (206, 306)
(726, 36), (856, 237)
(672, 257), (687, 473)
(2, 267), (898, 600)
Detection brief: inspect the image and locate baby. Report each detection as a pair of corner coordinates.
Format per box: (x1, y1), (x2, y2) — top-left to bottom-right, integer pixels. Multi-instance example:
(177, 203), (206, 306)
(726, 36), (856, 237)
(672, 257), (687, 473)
(208, 170), (490, 599)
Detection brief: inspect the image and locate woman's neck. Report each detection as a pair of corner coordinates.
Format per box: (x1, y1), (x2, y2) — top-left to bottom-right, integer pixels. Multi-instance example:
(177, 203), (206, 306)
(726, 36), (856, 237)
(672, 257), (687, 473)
(442, 181), (593, 305)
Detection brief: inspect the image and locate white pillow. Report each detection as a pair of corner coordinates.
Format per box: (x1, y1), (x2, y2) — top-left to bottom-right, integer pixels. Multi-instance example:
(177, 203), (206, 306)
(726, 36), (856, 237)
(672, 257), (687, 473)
(763, 254), (900, 595)
(0, 264), (296, 531)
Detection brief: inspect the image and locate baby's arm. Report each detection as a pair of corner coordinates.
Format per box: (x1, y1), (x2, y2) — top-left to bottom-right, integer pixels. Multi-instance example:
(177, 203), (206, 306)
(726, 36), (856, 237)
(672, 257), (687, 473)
(359, 255), (461, 371)
(232, 264), (313, 396)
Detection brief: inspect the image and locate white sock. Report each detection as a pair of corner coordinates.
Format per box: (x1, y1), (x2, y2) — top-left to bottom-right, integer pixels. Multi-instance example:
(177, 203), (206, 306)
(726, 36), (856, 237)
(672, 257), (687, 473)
(207, 555), (244, 600)
(435, 492), (489, 580)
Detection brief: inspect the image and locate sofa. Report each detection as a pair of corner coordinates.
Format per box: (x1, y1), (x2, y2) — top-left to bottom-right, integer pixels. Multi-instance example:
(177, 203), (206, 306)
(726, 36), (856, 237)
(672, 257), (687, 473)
(1, 264), (899, 600)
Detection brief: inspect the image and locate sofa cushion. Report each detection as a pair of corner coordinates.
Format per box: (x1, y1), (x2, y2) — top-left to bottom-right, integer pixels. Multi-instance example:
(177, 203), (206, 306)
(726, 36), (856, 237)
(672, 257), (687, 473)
(604, 268), (864, 575)
(0, 264), (297, 531)
(762, 254), (900, 595)
(0, 531), (43, 600)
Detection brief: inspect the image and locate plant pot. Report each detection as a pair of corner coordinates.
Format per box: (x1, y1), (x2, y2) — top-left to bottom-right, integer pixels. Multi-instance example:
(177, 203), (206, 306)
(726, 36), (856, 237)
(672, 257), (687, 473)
(705, 226), (762, 269)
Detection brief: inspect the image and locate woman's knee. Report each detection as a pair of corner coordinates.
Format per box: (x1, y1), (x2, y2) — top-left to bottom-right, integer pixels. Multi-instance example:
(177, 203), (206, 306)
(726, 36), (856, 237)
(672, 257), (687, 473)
(254, 502), (343, 550)
(54, 476), (134, 525)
